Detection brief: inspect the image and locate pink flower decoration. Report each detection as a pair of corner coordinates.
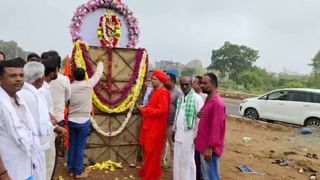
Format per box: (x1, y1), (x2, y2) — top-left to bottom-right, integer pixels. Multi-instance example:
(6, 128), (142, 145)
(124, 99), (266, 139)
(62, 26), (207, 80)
(70, 0), (139, 48)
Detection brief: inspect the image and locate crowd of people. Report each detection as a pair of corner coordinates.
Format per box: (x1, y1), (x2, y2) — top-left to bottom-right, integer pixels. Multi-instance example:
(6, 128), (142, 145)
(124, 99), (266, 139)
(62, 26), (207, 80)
(0, 50), (100, 180)
(139, 70), (226, 180)
(0, 50), (225, 180)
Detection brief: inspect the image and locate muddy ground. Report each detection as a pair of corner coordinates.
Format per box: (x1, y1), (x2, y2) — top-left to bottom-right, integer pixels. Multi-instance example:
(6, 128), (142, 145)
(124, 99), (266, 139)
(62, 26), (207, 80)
(54, 116), (320, 180)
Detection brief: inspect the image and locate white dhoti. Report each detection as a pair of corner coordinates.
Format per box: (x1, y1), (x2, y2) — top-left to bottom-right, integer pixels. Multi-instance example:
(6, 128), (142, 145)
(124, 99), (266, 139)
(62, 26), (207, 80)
(173, 141), (196, 180)
(45, 136), (56, 180)
(173, 92), (204, 180)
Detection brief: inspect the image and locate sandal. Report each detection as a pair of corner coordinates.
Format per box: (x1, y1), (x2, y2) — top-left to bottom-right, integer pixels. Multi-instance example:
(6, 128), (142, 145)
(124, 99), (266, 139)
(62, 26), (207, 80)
(75, 168), (91, 179)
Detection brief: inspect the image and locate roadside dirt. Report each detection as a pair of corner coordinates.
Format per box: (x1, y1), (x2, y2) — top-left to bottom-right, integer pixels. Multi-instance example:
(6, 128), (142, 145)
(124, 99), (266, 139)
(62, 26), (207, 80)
(54, 116), (320, 180)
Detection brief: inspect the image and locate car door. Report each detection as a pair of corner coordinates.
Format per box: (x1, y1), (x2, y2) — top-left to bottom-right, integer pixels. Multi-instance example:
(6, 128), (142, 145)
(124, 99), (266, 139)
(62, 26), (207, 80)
(258, 90), (288, 120)
(283, 91), (313, 125)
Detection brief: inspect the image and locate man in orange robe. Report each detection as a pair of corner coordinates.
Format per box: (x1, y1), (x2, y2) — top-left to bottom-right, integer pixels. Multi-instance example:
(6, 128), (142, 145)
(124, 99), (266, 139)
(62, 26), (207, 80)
(139, 70), (171, 180)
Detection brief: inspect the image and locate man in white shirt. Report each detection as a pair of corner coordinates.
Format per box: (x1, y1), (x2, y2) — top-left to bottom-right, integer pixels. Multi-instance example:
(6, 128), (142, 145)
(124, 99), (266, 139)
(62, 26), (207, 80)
(0, 58), (42, 180)
(50, 73), (71, 125)
(40, 57), (66, 180)
(173, 76), (204, 180)
(18, 62), (64, 179)
(193, 76), (208, 101)
(42, 51), (71, 158)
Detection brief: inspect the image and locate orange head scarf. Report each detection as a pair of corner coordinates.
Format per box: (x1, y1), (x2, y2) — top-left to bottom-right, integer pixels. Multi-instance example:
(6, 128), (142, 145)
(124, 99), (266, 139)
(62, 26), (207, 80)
(152, 70), (170, 84)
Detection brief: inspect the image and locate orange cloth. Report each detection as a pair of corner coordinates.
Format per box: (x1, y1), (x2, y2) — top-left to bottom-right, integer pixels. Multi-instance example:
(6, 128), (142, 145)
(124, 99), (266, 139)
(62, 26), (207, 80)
(64, 55), (71, 149)
(139, 87), (170, 180)
(64, 107), (70, 149)
(152, 70), (169, 84)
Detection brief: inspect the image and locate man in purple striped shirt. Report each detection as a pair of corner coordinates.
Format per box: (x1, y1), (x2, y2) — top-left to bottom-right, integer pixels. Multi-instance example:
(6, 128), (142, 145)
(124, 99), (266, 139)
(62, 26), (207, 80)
(195, 73), (226, 180)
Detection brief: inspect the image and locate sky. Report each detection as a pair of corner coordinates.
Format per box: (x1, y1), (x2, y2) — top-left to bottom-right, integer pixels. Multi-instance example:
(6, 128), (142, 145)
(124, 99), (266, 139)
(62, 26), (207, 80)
(1, 0), (320, 74)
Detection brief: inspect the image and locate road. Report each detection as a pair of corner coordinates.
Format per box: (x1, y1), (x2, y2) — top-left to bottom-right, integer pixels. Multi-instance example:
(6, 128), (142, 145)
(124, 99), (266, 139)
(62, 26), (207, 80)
(223, 98), (241, 116)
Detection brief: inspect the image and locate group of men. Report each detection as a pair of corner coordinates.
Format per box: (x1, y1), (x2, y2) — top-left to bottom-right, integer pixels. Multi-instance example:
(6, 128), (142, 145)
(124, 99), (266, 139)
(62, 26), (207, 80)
(0, 50), (101, 179)
(139, 70), (226, 180)
(0, 49), (225, 180)
(0, 52), (68, 180)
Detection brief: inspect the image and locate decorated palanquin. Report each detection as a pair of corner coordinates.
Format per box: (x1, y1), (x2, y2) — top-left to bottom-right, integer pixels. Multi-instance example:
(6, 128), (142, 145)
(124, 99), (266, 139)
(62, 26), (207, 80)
(69, 0), (147, 165)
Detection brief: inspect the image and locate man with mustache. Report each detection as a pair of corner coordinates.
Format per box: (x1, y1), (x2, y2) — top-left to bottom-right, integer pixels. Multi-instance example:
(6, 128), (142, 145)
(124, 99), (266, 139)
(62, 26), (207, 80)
(195, 73), (226, 180)
(0, 58), (42, 180)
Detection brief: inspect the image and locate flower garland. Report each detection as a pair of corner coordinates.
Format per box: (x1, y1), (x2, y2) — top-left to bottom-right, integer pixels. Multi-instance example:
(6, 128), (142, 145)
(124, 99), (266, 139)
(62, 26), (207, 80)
(72, 40), (147, 113)
(96, 49), (143, 94)
(97, 11), (121, 48)
(71, 0), (139, 48)
(90, 54), (146, 136)
(92, 52), (147, 113)
(90, 102), (133, 137)
(75, 41), (145, 106)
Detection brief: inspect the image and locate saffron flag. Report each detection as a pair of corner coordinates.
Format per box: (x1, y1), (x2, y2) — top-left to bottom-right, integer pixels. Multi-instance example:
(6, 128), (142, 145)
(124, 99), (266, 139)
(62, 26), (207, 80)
(64, 55), (71, 149)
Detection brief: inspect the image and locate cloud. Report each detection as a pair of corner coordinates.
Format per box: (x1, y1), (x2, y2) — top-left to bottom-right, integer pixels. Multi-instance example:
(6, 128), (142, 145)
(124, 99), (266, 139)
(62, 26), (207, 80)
(1, 0), (319, 73)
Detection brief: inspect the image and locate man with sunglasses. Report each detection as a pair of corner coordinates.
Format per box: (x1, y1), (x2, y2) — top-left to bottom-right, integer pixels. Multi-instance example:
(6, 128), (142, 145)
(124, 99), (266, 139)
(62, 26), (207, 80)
(173, 76), (204, 180)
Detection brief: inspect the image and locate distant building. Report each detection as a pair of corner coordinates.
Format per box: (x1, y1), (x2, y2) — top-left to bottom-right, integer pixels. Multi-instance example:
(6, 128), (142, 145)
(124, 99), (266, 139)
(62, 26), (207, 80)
(155, 60), (185, 70)
(155, 59), (207, 77)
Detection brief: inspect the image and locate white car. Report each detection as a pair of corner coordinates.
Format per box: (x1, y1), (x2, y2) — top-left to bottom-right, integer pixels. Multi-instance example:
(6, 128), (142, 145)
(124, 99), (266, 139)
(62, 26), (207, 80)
(239, 88), (320, 128)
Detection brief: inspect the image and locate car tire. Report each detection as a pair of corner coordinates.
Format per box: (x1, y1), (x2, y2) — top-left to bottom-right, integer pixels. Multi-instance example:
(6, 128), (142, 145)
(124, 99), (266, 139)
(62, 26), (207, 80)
(305, 118), (320, 129)
(244, 108), (259, 120)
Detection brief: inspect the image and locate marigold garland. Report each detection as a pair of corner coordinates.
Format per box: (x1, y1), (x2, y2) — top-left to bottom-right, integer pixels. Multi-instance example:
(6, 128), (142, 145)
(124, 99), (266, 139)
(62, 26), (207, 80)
(73, 41), (146, 106)
(92, 53), (146, 113)
(72, 40), (147, 113)
(97, 11), (121, 48)
(90, 57), (146, 136)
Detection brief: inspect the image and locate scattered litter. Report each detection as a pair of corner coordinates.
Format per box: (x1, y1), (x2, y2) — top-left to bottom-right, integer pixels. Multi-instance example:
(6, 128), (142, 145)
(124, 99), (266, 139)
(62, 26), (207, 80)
(308, 167), (318, 173)
(300, 127), (313, 135)
(238, 164), (265, 176)
(310, 174), (317, 180)
(298, 168), (304, 173)
(129, 163), (136, 168)
(305, 153), (319, 160)
(272, 159), (290, 166)
(243, 137), (252, 142)
(303, 148), (309, 152)
(283, 151), (298, 156)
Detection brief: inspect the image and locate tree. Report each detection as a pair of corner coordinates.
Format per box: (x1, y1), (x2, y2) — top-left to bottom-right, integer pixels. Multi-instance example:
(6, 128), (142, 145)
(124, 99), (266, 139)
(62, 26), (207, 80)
(0, 40), (29, 59)
(180, 67), (197, 76)
(238, 66), (277, 91)
(309, 50), (320, 80)
(208, 41), (259, 82)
